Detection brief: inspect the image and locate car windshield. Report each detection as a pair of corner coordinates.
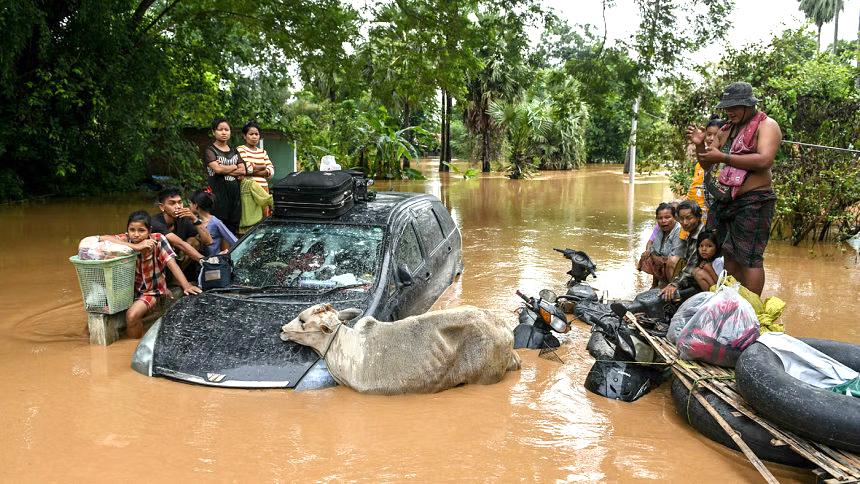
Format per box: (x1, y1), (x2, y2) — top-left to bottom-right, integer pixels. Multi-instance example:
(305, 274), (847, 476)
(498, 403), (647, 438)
(230, 223), (385, 291)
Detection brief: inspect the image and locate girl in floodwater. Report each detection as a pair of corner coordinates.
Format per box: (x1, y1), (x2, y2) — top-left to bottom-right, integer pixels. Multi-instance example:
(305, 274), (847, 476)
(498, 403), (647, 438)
(693, 229), (721, 291)
(101, 211), (202, 338)
(189, 190), (237, 256)
(205, 117), (250, 235)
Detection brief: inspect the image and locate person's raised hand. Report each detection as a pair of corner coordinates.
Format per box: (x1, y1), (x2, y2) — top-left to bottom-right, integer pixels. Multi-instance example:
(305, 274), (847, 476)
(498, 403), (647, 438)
(697, 146), (725, 164)
(176, 207), (195, 220)
(686, 125), (705, 145)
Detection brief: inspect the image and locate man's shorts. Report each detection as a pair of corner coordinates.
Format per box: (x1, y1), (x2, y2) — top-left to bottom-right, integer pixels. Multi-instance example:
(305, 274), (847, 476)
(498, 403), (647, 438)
(135, 293), (159, 310)
(714, 189), (777, 268)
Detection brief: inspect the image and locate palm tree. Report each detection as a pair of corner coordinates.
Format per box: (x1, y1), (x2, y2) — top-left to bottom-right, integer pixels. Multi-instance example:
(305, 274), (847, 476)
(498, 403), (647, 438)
(463, 11), (527, 172)
(797, 0), (843, 52)
(831, 0), (844, 55)
(488, 99), (551, 179)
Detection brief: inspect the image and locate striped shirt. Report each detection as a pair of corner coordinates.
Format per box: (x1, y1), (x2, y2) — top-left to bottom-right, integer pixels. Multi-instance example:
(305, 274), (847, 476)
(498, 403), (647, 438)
(113, 232), (175, 297)
(237, 145), (275, 191)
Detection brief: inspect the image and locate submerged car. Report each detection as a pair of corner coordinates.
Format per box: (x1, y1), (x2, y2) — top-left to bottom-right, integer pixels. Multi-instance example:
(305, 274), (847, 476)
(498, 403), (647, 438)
(131, 192), (463, 389)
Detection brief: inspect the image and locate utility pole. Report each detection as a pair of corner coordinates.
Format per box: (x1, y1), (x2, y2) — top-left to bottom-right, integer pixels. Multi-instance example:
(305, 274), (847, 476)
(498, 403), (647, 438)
(628, 94), (641, 184)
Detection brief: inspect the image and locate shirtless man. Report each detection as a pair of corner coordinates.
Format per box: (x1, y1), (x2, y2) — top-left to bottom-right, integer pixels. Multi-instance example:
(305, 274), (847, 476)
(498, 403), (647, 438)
(687, 82), (782, 296)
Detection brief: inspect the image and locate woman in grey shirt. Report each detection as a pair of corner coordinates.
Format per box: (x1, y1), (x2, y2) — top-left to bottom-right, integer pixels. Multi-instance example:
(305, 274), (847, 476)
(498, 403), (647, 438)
(638, 202), (683, 287)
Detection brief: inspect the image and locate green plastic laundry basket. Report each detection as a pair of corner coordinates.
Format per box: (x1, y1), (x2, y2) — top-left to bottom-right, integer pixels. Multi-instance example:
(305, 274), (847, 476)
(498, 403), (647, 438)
(69, 253), (137, 314)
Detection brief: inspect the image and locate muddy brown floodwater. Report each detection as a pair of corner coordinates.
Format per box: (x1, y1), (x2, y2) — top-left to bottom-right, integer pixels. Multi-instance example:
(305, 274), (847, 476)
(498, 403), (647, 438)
(1, 164), (857, 482)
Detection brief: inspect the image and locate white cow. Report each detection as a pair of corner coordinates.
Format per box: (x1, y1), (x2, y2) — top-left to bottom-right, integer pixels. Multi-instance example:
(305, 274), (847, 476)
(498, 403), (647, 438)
(280, 304), (521, 394)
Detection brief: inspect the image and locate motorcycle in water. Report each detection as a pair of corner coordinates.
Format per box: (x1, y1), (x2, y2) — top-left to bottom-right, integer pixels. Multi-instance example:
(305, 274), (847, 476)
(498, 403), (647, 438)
(513, 289), (572, 350)
(583, 313), (669, 402)
(609, 287), (699, 335)
(554, 248), (600, 312)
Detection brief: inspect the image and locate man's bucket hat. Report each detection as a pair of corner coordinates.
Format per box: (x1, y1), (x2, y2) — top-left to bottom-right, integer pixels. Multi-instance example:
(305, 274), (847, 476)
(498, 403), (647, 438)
(716, 81), (758, 109)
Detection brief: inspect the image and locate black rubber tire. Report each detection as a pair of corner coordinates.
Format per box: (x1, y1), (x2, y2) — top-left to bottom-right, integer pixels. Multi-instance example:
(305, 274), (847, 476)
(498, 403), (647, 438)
(670, 378), (813, 468)
(736, 338), (860, 454)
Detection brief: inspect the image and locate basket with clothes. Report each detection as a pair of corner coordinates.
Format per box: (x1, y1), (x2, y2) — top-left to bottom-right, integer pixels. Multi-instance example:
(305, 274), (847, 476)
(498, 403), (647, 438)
(69, 236), (136, 314)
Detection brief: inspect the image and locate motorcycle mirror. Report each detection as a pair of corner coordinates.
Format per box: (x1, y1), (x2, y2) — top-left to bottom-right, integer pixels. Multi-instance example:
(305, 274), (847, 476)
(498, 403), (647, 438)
(539, 289), (558, 303)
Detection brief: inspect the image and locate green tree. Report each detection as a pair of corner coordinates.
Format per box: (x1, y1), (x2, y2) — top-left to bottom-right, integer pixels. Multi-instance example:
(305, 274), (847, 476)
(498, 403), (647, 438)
(0, 0), (359, 200)
(462, 9), (531, 172)
(489, 99), (551, 179)
(624, 0), (733, 177)
(797, 0), (843, 51)
(669, 28), (860, 244)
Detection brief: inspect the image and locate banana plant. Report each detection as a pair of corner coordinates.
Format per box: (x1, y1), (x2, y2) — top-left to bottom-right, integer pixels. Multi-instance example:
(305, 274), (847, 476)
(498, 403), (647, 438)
(488, 99), (551, 179)
(442, 162), (478, 179)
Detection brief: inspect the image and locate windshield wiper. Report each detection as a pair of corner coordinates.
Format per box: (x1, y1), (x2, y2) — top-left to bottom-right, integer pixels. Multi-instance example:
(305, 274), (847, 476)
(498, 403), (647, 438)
(242, 283), (369, 299)
(313, 283), (369, 297)
(208, 284), (289, 294)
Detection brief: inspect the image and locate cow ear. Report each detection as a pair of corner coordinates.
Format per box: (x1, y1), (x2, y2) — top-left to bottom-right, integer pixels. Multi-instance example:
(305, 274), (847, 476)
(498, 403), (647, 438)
(338, 308), (362, 321)
(323, 303), (335, 312)
(320, 323), (333, 334)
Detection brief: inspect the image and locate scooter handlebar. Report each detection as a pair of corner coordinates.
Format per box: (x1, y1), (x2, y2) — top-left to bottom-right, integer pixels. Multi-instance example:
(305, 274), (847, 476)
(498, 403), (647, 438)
(515, 290), (532, 303)
(553, 248), (574, 257)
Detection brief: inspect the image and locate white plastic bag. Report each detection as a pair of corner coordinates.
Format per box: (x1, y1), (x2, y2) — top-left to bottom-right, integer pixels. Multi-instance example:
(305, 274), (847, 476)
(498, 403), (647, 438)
(667, 291), (714, 344)
(676, 283), (760, 367)
(319, 155), (341, 172)
(78, 236), (134, 260)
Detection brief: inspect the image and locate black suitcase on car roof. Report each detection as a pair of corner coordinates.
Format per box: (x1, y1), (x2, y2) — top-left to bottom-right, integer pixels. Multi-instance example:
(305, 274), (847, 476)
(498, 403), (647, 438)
(271, 171), (354, 218)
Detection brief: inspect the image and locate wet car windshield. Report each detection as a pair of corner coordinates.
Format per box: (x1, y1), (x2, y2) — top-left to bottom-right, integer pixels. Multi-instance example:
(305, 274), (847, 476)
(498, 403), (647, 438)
(230, 223), (385, 291)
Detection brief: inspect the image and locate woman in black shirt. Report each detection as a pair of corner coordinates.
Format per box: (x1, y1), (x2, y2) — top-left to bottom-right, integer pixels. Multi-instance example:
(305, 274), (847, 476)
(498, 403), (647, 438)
(204, 117), (249, 234)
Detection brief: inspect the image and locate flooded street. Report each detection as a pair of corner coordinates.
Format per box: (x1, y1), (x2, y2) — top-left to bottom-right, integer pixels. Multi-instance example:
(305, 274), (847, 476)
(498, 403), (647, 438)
(1, 164), (857, 482)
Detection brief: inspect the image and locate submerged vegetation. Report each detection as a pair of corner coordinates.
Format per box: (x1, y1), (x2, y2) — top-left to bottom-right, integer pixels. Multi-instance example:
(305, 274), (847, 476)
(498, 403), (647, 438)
(0, 0), (857, 242)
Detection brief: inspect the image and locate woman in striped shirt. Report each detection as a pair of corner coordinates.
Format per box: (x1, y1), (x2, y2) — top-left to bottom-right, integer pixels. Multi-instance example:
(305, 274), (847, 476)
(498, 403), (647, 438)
(238, 120), (275, 217)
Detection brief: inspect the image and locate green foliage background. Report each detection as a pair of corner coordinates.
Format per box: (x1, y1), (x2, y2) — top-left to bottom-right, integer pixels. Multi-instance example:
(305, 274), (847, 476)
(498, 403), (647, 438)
(666, 29), (860, 244)
(0, 1), (857, 245)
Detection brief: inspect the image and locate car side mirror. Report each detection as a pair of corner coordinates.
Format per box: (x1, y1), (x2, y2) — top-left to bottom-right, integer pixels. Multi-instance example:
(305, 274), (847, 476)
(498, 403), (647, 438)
(397, 263), (414, 287)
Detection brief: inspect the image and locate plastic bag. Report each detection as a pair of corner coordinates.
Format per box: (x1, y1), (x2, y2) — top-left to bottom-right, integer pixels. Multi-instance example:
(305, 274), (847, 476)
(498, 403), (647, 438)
(759, 297), (786, 334)
(709, 275), (786, 334)
(830, 377), (860, 398)
(319, 155), (341, 172)
(667, 291), (714, 344)
(677, 283), (760, 367)
(77, 236), (134, 260)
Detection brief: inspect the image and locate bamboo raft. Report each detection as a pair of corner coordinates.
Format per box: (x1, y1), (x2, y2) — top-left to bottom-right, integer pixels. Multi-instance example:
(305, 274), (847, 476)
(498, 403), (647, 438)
(626, 314), (860, 483)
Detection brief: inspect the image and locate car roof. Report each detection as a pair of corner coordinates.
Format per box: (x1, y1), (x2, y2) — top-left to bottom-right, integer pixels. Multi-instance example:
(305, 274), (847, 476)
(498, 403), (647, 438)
(268, 191), (436, 226)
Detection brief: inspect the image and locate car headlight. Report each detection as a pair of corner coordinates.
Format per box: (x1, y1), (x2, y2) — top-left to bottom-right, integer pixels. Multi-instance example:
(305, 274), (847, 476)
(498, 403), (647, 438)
(131, 319), (161, 377)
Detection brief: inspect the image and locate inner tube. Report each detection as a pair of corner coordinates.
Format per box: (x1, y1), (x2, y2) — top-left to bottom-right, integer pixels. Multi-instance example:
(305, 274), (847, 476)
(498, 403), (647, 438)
(736, 338), (860, 453)
(670, 378), (812, 468)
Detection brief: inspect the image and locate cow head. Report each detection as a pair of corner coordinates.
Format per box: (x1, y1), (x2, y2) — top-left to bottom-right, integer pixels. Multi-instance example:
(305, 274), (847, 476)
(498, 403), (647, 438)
(279, 304), (362, 354)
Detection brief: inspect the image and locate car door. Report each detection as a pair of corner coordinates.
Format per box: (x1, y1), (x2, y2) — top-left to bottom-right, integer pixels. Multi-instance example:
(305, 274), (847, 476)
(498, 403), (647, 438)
(389, 220), (427, 319)
(411, 203), (448, 309)
(431, 201), (462, 280)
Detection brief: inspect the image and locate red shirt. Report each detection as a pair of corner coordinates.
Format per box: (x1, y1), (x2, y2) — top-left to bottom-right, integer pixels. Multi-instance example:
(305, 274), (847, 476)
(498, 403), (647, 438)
(114, 232), (176, 297)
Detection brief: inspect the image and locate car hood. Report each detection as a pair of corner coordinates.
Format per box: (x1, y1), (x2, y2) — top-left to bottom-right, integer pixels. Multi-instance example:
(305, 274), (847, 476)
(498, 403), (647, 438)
(152, 292), (366, 388)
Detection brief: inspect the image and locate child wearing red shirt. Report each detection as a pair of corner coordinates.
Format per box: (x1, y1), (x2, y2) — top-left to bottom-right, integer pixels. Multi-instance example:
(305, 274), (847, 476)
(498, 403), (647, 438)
(102, 211), (201, 337)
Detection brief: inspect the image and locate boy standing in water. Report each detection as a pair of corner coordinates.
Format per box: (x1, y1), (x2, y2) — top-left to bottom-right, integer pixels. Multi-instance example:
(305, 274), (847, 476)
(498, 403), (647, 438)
(688, 82), (782, 296)
(102, 211), (201, 338)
